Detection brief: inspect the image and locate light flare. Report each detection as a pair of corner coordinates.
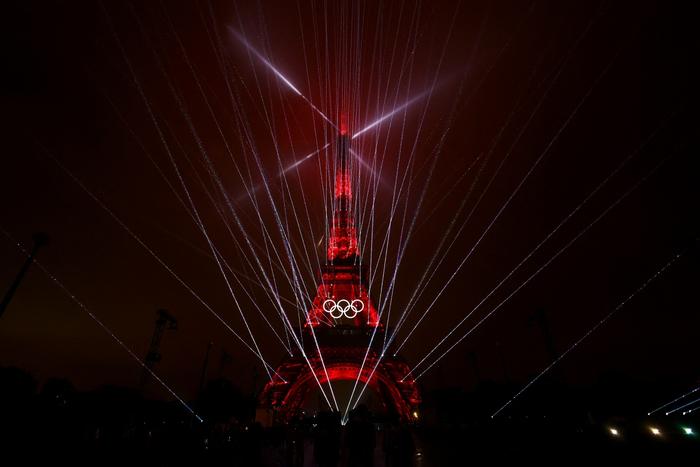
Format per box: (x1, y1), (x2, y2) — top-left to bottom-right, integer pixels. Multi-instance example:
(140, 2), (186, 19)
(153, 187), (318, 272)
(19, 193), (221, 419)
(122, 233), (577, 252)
(230, 27), (336, 127)
(352, 85), (441, 139)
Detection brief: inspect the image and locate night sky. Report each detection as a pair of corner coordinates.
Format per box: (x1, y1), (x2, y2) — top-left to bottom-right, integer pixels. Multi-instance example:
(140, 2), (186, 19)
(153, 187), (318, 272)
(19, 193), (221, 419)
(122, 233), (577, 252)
(1, 0), (696, 413)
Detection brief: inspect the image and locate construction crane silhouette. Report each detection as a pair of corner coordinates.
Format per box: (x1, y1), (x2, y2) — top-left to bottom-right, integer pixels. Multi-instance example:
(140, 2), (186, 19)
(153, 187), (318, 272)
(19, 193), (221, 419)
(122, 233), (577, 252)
(140, 309), (177, 390)
(0, 232), (49, 320)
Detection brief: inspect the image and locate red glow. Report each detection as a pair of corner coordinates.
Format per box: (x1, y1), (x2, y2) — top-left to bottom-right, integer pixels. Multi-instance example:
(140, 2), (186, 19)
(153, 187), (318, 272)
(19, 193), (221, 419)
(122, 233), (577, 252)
(328, 135), (358, 262)
(257, 132), (420, 424)
(259, 360), (421, 422)
(306, 266), (380, 327)
(339, 113), (349, 135)
(333, 172), (352, 199)
(306, 135), (377, 326)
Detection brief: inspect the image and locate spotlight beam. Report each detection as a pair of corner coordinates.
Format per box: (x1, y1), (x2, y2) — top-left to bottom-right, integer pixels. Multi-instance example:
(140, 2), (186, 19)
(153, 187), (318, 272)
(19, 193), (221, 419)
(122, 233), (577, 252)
(391, 110), (672, 357)
(1, 229), (203, 423)
(127, 7), (340, 408)
(348, 148), (386, 184)
(345, 6), (461, 421)
(406, 156), (670, 382)
(666, 392), (700, 416)
(178, 49), (338, 406)
(98, 90), (298, 323)
(392, 37), (620, 356)
(386, 56), (545, 345)
(352, 86), (441, 140)
(492, 247), (690, 417)
(236, 143), (331, 203)
(649, 383), (700, 416)
(159, 24), (320, 329)
(681, 402), (700, 416)
(229, 27), (337, 128)
(37, 145), (283, 378)
(71, 7), (302, 382)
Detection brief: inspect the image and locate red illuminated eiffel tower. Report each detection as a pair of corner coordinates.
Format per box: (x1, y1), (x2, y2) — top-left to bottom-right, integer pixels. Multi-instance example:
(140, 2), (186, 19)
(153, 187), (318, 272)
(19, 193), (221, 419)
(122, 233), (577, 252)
(257, 124), (421, 424)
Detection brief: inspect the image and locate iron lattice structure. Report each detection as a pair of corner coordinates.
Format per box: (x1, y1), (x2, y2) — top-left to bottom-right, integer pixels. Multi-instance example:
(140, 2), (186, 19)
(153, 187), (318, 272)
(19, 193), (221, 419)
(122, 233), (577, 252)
(258, 133), (421, 423)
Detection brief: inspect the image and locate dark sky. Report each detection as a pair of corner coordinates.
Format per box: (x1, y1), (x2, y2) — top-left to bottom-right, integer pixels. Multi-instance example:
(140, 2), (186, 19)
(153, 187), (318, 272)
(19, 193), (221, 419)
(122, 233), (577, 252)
(0, 0), (697, 411)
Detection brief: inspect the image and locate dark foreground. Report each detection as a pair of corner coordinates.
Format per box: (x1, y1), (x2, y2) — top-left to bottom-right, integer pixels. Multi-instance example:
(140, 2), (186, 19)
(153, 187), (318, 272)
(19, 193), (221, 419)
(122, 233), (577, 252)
(2, 367), (698, 465)
(3, 409), (698, 466)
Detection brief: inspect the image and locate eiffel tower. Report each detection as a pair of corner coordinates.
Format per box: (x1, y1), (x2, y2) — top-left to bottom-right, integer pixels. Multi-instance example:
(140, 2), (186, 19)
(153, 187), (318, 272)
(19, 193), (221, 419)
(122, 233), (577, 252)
(257, 122), (421, 424)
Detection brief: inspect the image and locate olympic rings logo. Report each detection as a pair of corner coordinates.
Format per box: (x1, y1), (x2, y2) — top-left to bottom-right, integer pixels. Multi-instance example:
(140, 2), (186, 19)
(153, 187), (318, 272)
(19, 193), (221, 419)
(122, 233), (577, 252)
(322, 299), (364, 319)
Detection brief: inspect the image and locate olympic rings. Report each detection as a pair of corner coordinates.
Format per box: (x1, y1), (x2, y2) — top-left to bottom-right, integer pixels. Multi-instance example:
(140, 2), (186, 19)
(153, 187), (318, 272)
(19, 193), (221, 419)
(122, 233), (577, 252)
(322, 298), (364, 319)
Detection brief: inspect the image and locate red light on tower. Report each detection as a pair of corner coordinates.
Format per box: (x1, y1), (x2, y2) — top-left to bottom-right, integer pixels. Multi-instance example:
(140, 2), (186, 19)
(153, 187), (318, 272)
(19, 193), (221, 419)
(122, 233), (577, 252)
(328, 134), (357, 262)
(307, 130), (380, 327)
(257, 128), (420, 423)
(339, 113), (349, 136)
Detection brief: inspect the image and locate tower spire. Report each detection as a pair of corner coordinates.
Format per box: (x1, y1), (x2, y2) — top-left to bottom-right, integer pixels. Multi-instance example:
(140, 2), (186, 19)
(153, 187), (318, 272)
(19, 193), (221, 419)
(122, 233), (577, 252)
(327, 130), (359, 263)
(305, 124), (379, 328)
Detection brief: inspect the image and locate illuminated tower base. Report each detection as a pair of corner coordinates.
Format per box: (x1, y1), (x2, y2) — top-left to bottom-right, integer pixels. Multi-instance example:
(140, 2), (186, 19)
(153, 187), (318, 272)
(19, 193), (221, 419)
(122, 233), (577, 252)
(258, 330), (419, 423)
